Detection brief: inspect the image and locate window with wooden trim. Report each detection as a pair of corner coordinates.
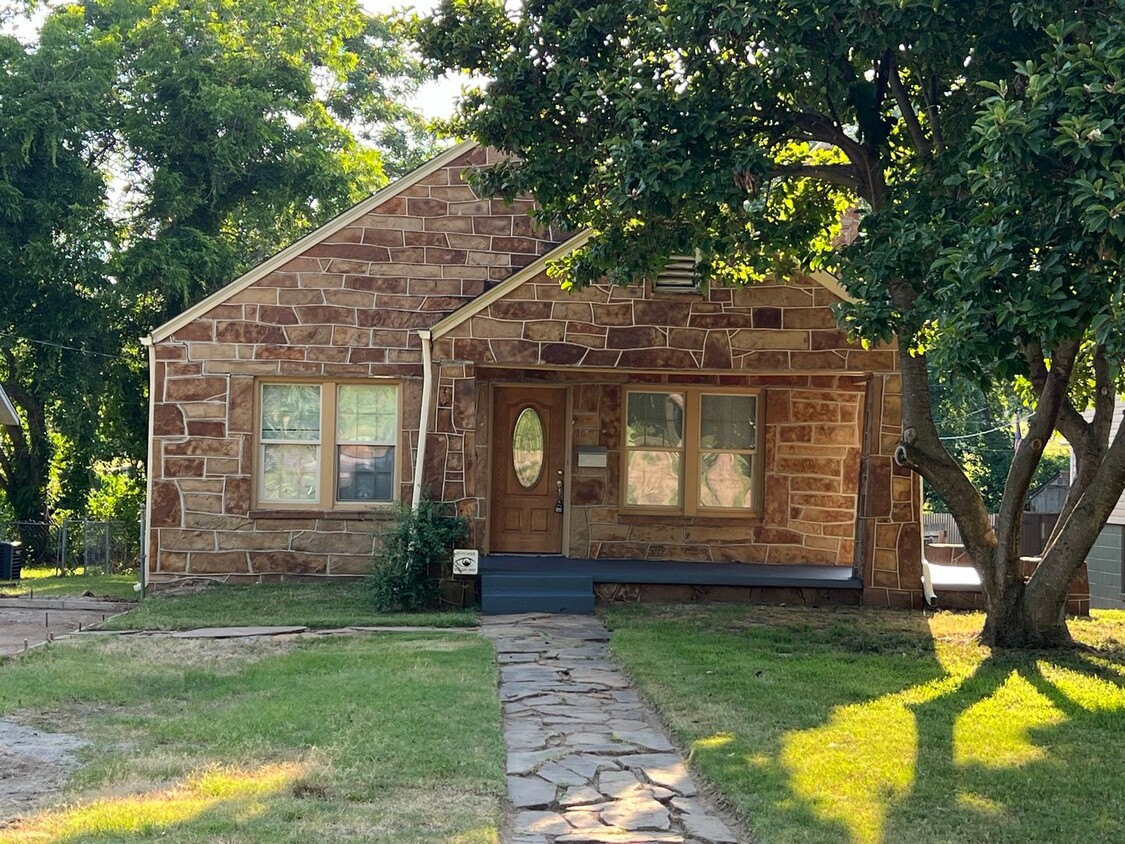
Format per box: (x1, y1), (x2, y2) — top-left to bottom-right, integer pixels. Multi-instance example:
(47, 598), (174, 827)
(623, 388), (760, 516)
(257, 381), (399, 507)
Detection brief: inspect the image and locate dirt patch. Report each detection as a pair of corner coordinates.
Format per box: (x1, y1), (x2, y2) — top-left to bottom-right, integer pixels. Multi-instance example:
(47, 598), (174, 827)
(0, 719), (86, 825)
(88, 634), (299, 673)
(0, 604), (124, 658)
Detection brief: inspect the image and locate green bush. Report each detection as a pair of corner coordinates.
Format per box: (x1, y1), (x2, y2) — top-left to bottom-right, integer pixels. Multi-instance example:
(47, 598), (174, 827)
(369, 499), (468, 612)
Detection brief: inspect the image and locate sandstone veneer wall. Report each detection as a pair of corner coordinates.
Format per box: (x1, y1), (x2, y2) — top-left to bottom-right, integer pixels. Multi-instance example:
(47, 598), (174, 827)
(148, 147), (559, 580)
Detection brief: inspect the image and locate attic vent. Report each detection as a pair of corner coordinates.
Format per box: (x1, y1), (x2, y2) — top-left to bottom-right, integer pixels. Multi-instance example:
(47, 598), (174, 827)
(654, 253), (702, 291)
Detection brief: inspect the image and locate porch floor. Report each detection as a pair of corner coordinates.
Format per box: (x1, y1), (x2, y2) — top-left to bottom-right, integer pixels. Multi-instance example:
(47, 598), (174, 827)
(479, 556), (863, 590)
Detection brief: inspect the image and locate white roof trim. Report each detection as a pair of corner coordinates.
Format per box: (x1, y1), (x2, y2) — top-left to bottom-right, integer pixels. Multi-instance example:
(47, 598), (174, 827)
(810, 270), (855, 303)
(0, 384), (17, 428)
(148, 139), (480, 344)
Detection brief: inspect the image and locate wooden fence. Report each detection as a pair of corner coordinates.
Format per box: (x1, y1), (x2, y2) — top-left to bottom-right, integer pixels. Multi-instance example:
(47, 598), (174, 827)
(924, 511), (1059, 558)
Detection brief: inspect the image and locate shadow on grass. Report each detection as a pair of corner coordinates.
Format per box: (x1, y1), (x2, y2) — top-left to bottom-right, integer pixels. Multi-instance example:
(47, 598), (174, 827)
(879, 648), (1125, 843)
(607, 606), (1125, 844)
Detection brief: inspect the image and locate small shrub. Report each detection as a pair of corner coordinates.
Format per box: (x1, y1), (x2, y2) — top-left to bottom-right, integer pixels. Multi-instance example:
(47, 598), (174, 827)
(369, 499), (468, 612)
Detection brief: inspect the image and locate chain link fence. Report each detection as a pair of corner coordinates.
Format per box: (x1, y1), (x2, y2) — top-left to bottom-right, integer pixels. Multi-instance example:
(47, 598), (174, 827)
(0, 518), (140, 575)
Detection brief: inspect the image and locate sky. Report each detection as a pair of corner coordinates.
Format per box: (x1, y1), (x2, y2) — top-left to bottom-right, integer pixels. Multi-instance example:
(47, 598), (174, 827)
(367, 0), (466, 119)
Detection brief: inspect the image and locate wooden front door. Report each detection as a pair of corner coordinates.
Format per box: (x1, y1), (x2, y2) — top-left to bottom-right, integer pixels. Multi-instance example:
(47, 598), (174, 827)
(490, 386), (567, 553)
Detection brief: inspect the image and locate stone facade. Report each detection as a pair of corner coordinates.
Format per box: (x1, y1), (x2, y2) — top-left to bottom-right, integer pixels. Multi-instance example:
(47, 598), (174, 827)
(146, 142), (925, 606)
(147, 145), (559, 580)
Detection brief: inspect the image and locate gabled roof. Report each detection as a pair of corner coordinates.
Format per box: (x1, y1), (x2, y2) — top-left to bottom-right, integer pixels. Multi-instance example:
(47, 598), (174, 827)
(146, 139), (480, 344)
(147, 134), (854, 345)
(0, 384), (17, 428)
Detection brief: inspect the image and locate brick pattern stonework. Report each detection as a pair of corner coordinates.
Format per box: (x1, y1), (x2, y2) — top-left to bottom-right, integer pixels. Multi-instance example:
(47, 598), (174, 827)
(147, 147), (559, 580)
(432, 276), (897, 373)
(148, 144), (926, 605)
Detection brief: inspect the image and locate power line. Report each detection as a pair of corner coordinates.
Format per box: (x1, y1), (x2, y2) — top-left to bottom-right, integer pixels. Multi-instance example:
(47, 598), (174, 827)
(0, 330), (123, 360)
(939, 422), (1014, 442)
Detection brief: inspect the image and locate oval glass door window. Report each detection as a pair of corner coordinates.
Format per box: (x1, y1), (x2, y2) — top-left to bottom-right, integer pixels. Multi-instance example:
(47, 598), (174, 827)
(512, 407), (545, 488)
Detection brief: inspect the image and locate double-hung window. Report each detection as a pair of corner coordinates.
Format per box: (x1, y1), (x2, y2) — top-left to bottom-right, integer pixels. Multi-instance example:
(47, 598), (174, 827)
(258, 381), (399, 508)
(623, 388), (760, 516)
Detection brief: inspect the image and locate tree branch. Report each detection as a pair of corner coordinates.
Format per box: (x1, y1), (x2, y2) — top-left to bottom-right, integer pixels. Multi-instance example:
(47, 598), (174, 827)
(888, 60), (932, 159)
(1029, 405), (1125, 605)
(788, 112), (884, 208)
(923, 75), (945, 153)
(1044, 344), (1113, 552)
(887, 280), (993, 564)
(994, 339), (1080, 571)
(768, 164), (862, 192)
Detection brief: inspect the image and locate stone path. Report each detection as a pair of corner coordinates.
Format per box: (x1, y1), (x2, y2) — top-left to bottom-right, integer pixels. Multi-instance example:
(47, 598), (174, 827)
(483, 614), (741, 844)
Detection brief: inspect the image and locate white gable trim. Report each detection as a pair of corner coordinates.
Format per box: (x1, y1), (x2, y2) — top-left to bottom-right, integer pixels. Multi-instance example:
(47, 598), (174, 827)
(147, 139), (480, 344)
(0, 384), (17, 428)
(431, 234), (853, 339)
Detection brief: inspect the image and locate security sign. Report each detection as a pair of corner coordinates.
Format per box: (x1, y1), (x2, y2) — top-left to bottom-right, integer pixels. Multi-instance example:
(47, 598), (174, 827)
(452, 549), (479, 576)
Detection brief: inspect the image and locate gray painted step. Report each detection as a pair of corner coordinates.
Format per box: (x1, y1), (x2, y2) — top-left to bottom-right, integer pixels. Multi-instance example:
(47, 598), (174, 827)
(482, 591), (595, 615)
(481, 572), (595, 615)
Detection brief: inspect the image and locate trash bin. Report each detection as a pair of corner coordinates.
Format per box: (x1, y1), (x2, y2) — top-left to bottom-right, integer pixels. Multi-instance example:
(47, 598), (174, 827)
(0, 541), (23, 580)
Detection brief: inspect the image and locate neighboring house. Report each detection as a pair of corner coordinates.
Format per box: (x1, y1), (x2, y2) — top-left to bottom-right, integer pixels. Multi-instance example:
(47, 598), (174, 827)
(1080, 403), (1125, 609)
(0, 385), (16, 431)
(1027, 467), (1069, 513)
(143, 142), (923, 608)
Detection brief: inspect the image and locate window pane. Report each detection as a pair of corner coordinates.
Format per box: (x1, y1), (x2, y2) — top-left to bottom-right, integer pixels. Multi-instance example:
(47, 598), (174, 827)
(699, 453), (754, 509)
(337, 445), (395, 502)
(261, 384), (320, 441)
(337, 385), (397, 443)
(625, 450), (682, 506)
(261, 444), (319, 501)
(512, 407), (545, 488)
(700, 394), (756, 450)
(626, 393), (684, 448)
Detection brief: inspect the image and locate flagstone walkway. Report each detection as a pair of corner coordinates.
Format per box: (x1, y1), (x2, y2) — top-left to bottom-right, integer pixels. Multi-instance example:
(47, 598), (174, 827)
(483, 614), (741, 844)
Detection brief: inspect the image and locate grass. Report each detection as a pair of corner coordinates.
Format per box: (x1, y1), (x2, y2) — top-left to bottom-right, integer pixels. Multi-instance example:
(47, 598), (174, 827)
(0, 631), (503, 842)
(0, 567), (139, 601)
(604, 605), (1125, 844)
(104, 580), (477, 631)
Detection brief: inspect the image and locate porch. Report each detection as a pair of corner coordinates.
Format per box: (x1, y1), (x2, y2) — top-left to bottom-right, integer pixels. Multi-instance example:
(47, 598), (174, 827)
(479, 555), (863, 614)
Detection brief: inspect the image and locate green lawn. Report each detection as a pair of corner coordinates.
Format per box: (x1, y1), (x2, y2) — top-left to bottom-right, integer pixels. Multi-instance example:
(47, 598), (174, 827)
(104, 580), (477, 630)
(0, 567), (140, 601)
(0, 631), (503, 843)
(605, 605), (1125, 844)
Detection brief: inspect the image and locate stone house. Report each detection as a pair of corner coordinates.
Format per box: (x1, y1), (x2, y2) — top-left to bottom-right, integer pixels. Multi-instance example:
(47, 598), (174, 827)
(142, 141), (924, 608)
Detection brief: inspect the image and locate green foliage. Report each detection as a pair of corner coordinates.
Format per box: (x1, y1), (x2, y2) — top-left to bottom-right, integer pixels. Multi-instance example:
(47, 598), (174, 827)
(86, 465), (145, 525)
(0, 0), (438, 525)
(369, 500), (468, 613)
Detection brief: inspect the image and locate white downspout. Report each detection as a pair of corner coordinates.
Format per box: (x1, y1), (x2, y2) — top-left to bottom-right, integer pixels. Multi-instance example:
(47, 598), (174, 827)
(140, 336), (156, 596)
(412, 329), (434, 509)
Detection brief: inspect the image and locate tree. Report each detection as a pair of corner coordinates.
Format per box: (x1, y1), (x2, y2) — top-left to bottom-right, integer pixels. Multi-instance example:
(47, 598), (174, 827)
(417, 0), (1125, 645)
(0, 8), (118, 522)
(0, 0), (436, 525)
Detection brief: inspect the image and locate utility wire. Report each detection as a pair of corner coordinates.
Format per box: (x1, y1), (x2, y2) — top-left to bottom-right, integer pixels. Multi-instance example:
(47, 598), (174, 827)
(0, 330), (124, 360)
(938, 422), (1014, 442)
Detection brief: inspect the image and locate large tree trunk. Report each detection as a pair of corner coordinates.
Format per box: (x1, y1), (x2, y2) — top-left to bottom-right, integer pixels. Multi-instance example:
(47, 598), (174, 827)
(978, 554), (1074, 648)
